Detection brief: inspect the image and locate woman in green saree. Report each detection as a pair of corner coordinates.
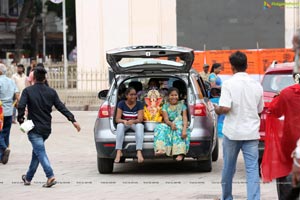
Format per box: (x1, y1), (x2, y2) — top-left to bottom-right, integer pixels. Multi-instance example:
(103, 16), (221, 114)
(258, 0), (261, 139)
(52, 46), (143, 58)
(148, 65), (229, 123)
(153, 87), (190, 161)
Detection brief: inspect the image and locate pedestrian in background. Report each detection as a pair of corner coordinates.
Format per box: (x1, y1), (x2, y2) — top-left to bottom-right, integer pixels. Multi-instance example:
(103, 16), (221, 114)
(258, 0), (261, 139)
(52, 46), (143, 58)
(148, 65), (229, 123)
(26, 58), (36, 86)
(26, 58), (36, 77)
(199, 64), (210, 82)
(261, 28), (300, 200)
(11, 64), (26, 123)
(208, 63), (222, 88)
(0, 63), (19, 164)
(7, 60), (17, 77)
(18, 67), (81, 187)
(214, 51), (263, 200)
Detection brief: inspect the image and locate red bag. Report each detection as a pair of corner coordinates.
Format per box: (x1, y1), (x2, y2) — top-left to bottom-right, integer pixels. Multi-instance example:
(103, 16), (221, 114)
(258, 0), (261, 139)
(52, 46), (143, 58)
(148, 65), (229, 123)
(261, 114), (291, 182)
(0, 101), (3, 131)
(261, 85), (300, 182)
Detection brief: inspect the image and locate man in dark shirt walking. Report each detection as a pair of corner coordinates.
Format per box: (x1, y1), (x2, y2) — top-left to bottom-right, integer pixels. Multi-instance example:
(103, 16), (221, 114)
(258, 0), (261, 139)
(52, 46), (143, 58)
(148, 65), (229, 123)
(17, 67), (81, 187)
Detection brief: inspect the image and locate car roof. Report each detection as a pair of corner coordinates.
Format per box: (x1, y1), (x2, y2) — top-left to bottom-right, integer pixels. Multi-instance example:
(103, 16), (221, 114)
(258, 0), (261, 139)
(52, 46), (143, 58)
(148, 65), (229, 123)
(265, 62), (294, 74)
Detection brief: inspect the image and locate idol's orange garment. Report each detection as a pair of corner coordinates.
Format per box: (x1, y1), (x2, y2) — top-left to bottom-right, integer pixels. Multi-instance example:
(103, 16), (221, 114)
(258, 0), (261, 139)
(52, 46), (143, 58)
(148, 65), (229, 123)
(262, 84), (300, 182)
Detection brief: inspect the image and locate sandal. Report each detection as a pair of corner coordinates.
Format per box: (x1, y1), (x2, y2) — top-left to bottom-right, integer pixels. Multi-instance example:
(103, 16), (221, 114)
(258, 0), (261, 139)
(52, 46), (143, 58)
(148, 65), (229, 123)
(21, 175), (31, 186)
(42, 177), (57, 188)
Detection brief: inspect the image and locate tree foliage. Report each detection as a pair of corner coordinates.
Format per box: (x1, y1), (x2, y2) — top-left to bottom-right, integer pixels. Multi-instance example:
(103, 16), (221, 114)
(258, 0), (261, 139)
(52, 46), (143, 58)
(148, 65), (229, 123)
(46, 0), (76, 53)
(15, 0), (34, 62)
(14, 0), (76, 62)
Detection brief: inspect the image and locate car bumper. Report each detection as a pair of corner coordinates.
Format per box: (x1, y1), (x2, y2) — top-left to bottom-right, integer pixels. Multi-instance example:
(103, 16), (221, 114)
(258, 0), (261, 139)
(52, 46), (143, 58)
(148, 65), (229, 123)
(95, 140), (212, 160)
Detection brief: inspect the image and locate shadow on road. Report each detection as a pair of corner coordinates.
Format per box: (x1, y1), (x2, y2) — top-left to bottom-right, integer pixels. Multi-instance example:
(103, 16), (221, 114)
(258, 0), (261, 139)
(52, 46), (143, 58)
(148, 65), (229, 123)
(112, 159), (218, 175)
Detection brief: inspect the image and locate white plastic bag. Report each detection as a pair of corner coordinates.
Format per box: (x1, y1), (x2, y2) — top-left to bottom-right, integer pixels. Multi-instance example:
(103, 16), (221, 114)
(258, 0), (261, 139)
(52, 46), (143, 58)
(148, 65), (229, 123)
(20, 120), (35, 133)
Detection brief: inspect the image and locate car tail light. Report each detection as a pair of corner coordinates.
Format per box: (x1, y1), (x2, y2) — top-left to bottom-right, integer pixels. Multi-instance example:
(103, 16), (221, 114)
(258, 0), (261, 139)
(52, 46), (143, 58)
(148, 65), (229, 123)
(193, 103), (207, 116)
(190, 142), (201, 146)
(98, 103), (113, 118)
(103, 143), (116, 147)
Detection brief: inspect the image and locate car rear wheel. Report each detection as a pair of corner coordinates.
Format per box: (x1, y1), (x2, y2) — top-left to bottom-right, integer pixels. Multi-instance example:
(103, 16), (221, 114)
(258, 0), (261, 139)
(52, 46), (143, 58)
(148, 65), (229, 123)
(212, 138), (219, 162)
(97, 157), (114, 174)
(196, 156), (212, 172)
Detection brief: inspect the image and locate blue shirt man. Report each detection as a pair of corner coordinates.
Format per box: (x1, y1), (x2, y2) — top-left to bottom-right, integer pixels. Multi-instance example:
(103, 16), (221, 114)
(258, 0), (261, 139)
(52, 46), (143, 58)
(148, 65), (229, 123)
(0, 63), (19, 164)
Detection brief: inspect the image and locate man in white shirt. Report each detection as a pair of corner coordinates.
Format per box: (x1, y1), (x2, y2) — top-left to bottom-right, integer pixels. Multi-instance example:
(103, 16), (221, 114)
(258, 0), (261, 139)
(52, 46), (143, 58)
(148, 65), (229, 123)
(12, 64), (26, 93)
(214, 51), (264, 200)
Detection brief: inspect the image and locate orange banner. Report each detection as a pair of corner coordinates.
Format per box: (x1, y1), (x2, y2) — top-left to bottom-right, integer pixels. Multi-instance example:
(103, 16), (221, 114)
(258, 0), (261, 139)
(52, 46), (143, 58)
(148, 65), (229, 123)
(193, 51), (205, 72)
(258, 49), (294, 73)
(194, 48), (295, 75)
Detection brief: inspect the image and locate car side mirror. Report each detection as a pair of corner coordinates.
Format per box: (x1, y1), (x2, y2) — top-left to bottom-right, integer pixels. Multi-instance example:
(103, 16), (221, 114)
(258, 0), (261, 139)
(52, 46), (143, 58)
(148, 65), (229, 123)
(98, 90), (109, 100)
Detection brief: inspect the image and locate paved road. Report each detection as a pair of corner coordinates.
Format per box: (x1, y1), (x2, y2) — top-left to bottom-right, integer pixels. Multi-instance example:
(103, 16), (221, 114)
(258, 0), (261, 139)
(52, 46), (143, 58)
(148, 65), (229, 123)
(0, 111), (277, 200)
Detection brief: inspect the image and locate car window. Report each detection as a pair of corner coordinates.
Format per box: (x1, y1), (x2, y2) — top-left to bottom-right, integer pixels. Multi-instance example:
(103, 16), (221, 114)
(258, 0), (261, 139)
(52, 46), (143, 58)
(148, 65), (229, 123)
(121, 58), (184, 68)
(197, 76), (208, 98)
(262, 74), (294, 92)
(191, 76), (204, 99)
(119, 77), (174, 102)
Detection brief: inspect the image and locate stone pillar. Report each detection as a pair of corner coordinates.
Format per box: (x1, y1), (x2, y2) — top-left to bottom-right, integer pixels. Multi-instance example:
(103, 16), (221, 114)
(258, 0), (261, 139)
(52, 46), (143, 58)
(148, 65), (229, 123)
(75, 0), (176, 91)
(285, 0), (300, 48)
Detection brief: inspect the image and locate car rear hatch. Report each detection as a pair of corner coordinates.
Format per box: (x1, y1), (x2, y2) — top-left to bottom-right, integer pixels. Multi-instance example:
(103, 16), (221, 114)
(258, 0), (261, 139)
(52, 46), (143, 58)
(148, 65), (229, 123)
(106, 45), (194, 74)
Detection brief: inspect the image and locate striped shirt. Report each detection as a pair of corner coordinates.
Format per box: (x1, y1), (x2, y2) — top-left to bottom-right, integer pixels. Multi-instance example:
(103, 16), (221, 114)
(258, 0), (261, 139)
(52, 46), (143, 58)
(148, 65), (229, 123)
(117, 100), (143, 120)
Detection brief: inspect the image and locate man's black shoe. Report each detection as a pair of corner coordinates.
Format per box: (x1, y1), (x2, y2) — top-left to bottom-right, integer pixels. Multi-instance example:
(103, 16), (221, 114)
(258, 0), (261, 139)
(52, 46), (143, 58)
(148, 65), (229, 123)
(2, 149), (10, 164)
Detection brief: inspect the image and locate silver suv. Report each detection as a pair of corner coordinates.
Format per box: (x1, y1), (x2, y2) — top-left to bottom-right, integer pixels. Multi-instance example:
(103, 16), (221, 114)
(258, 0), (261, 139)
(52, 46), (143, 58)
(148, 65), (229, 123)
(94, 46), (218, 174)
